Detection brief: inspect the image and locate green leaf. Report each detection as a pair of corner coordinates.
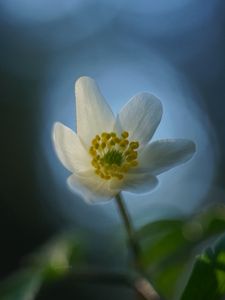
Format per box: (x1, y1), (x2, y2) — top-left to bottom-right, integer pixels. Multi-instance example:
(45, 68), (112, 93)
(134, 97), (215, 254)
(137, 219), (190, 298)
(180, 237), (225, 300)
(136, 204), (225, 299)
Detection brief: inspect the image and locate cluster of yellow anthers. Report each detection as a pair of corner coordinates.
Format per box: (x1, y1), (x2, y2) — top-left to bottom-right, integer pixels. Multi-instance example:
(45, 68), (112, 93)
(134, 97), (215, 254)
(89, 131), (139, 180)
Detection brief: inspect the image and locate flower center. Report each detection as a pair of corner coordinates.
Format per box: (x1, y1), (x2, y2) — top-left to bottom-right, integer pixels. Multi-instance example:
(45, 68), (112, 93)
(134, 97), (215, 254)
(89, 131), (139, 180)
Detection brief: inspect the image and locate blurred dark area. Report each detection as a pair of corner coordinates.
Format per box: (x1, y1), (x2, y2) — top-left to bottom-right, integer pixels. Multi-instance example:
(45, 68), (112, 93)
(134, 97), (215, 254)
(1, 0), (225, 298)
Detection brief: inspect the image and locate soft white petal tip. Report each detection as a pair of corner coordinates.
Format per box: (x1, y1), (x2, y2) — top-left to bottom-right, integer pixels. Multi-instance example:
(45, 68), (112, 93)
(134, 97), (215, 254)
(140, 92), (163, 108)
(52, 122), (60, 140)
(75, 76), (94, 87)
(53, 121), (62, 130)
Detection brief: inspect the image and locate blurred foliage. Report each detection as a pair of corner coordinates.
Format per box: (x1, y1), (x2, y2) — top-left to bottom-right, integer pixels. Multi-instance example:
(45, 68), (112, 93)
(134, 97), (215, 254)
(0, 269), (42, 300)
(136, 203), (225, 299)
(0, 233), (82, 300)
(180, 235), (225, 300)
(1, 204), (225, 300)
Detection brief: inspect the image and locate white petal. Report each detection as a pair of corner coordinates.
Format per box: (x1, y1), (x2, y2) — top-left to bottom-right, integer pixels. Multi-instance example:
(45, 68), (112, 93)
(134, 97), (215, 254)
(138, 139), (196, 175)
(75, 76), (115, 147)
(115, 93), (163, 146)
(110, 172), (158, 194)
(67, 170), (117, 204)
(52, 122), (91, 173)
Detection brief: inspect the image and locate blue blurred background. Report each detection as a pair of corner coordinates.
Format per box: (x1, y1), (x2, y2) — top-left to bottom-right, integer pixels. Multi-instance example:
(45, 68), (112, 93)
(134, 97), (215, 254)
(1, 0), (225, 296)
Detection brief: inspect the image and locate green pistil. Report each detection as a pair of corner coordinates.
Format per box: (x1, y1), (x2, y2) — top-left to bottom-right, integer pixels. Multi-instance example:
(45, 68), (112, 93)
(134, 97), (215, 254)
(102, 150), (123, 166)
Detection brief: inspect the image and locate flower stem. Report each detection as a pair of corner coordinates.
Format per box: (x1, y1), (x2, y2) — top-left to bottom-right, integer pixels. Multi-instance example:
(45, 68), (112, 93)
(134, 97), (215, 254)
(115, 193), (140, 268)
(115, 193), (161, 300)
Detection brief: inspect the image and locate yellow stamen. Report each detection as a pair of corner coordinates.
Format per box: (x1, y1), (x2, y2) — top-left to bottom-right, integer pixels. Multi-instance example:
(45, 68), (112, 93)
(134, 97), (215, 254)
(130, 141), (139, 149)
(114, 137), (121, 143)
(120, 139), (129, 147)
(130, 160), (138, 167)
(125, 150), (131, 156)
(101, 142), (106, 149)
(121, 131), (129, 138)
(89, 131), (139, 181)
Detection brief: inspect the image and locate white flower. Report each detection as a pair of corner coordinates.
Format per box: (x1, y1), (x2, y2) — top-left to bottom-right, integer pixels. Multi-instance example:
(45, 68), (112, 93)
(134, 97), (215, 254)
(52, 76), (196, 204)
